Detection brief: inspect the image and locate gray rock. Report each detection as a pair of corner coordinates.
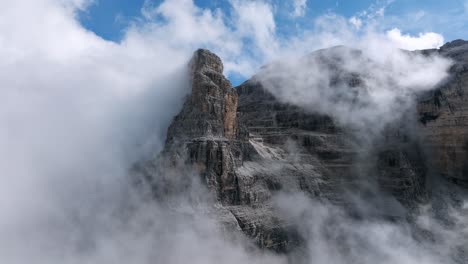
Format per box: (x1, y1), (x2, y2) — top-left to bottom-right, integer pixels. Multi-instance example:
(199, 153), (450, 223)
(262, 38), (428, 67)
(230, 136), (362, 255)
(135, 42), (468, 254)
(418, 40), (468, 186)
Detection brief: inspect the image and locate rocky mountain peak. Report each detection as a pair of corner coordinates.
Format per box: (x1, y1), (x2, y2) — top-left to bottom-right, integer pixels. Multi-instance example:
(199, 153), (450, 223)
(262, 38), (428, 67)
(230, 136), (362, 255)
(136, 42), (468, 256)
(190, 48), (224, 74)
(183, 49), (238, 139)
(162, 48), (238, 149)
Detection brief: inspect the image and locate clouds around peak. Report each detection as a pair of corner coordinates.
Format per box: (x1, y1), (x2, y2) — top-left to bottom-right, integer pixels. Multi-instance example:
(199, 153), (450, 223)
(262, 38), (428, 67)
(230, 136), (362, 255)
(386, 28), (444, 50)
(69, 0), (453, 80)
(0, 0), (457, 263)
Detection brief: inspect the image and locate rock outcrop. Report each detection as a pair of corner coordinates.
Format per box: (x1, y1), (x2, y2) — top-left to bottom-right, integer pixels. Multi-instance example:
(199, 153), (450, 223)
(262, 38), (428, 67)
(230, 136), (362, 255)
(146, 49), (244, 204)
(166, 49), (238, 141)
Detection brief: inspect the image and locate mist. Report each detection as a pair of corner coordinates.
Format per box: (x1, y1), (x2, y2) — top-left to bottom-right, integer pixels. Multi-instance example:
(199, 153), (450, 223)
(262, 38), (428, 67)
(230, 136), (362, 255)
(256, 36), (451, 134)
(1, 0), (467, 264)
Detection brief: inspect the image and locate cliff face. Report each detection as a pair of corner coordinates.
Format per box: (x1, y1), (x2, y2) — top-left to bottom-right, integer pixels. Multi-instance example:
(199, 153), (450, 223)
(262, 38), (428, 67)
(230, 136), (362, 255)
(166, 49), (238, 141)
(160, 49), (244, 205)
(418, 40), (468, 187)
(135, 46), (465, 252)
(136, 43), (468, 253)
(236, 47), (428, 210)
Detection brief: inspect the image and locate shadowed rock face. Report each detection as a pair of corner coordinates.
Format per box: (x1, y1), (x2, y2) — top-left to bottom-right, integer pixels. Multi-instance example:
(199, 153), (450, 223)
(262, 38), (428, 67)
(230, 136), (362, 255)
(418, 40), (468, 187)
(136, 43), (468, 253)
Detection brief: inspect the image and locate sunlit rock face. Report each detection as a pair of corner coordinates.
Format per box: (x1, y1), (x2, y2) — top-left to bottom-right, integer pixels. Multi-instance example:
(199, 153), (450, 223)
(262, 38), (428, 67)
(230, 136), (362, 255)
(135, 43), (468, 253)
(166, 49), (239, 141)
(418, 40), (468, 187)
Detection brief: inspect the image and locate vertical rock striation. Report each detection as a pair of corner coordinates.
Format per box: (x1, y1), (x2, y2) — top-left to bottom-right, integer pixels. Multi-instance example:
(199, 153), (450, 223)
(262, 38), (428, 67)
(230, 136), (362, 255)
(166, 49), (238, 141)
(161, 49), (243, 204)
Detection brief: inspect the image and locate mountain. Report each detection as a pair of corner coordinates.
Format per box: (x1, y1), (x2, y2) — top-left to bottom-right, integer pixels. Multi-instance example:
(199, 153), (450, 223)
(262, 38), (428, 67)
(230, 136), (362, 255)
(133, 41), (468, 255)
(418, 40), (468, 187)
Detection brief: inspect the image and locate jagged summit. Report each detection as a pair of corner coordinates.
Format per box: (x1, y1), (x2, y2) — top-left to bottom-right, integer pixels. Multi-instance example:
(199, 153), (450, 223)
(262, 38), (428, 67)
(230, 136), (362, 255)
(190, 48), (224, 74)
(165, 49), (238, 142)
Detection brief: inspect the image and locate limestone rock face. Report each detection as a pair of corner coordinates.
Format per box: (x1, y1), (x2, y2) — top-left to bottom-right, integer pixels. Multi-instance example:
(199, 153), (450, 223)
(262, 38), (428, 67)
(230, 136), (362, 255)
(166, 49), (238, 141)
(137, 42), (468, 253)
(138, 47), (434, 253)
(160, 49), (243, 204)
(236, 78), (427, 212)
(418, 40), (468, 186)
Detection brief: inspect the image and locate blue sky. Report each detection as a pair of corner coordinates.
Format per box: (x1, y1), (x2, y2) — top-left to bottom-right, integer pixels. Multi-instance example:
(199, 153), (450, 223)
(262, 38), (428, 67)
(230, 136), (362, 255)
(80, 0), (467, 42)
(77, 0), (467, 85)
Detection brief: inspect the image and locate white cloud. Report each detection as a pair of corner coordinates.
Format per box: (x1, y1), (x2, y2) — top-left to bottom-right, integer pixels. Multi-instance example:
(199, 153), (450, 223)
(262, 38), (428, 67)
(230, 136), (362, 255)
(230, 0), (277, 59)
(386, 28), (445, 50)
(349, 16), (363, 29)
(376, 7), (385, 17)
(142, 0), (230, 46)
(257, 32), (451, 133)
(292, 0), (307, 17)
(59, 0), (95, 11)
(0, 0), (235, 262)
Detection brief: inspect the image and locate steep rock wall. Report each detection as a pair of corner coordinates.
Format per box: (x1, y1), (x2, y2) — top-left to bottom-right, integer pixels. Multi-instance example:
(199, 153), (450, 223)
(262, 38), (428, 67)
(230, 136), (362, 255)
(418, 40), (468, 187)
(135, 47), (443, 253)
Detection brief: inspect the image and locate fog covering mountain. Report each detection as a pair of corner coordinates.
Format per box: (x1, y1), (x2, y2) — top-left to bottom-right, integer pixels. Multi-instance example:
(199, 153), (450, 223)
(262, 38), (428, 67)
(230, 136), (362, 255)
(131, 40), (468, 263)
(2, 1), (468, 263)
(1, 4), (468, 260)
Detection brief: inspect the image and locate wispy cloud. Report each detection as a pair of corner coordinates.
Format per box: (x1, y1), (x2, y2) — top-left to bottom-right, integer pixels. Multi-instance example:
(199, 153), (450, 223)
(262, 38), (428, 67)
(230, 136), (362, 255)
(349, 16), (363, 29)
(292, 0), (307, 17)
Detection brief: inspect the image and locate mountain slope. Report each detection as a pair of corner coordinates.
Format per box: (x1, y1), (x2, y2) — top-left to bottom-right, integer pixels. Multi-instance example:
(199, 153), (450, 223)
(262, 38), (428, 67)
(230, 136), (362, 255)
(134, 42), (468, 255)
(418, 40), (468, 187)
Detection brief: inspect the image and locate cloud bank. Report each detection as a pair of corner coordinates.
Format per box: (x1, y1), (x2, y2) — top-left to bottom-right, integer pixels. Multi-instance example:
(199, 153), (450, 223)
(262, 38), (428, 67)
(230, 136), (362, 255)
(386, 28), (445, 50)
(256, 37), (451, 134)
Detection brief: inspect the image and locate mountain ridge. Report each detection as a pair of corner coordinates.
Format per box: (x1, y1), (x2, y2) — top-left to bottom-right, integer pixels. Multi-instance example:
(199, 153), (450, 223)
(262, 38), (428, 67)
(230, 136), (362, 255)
(133, 40), (468, 258)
